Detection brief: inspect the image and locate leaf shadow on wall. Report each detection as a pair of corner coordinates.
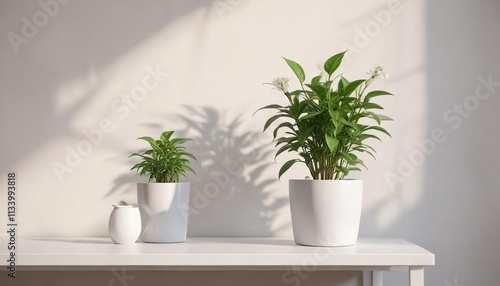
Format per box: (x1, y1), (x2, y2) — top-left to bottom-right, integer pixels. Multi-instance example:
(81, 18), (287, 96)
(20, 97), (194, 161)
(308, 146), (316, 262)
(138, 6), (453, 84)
(106, 106), (289, 236)
(0, 0), (216, 183)
(176, 106), (289, 237)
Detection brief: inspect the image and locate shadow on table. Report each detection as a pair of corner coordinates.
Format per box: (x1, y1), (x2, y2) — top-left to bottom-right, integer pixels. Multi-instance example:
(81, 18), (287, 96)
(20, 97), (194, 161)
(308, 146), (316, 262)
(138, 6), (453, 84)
(26, 237), (113, 245)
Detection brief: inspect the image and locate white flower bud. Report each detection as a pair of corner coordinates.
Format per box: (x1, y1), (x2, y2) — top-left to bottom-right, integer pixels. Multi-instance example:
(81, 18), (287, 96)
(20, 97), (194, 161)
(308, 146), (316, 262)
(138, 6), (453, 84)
(366, 64), (389, 86)
(271, 77), (291, 93)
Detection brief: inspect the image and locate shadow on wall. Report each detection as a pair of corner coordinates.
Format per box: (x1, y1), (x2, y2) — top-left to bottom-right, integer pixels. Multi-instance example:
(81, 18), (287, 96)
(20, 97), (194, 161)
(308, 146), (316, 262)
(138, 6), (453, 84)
(0, 0), (214, 177)
(177, 106), (288, 237)
(105, 174), (137, 198)
(107, 106), (289, 237)
(361, 1), (500, 285)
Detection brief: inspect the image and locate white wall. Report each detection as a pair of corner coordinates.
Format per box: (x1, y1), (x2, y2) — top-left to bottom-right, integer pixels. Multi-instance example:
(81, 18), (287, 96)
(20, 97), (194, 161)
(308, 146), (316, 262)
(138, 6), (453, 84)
(0, 0), (499, 285)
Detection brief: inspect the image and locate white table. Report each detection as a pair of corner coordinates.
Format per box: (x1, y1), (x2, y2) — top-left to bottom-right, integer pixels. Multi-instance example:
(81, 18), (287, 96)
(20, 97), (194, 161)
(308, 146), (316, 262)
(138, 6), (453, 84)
(1, 237), (434, 286)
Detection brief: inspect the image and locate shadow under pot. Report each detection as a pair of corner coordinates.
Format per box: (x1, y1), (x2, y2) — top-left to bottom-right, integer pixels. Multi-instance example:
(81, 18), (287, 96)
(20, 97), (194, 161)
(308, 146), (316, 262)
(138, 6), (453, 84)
(137, 182), (190, 243)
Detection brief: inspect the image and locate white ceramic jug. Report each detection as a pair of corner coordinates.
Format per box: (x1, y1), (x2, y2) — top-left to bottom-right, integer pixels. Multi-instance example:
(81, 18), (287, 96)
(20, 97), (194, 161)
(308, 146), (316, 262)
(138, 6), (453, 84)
(108, 204), (142, 244)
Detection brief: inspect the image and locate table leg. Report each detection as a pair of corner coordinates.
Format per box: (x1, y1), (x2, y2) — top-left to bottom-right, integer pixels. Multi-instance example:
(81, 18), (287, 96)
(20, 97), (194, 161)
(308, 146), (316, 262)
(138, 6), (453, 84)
(362, 271), (372, 286)
(409, 266), (424, 286)
(362, 271), (383, 286)
(372, 271), (383, 286)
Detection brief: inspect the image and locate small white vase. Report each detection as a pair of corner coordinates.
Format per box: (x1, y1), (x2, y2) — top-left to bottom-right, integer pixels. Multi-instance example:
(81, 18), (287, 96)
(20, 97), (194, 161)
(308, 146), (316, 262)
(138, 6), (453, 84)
(137, 182), (190, 243)
(289, 179), (363, 247)
(108, 205), (141, 244)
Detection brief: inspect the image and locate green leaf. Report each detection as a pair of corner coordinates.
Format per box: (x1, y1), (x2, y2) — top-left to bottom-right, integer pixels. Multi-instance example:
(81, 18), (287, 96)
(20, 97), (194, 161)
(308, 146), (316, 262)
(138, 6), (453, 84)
(275, 136), (297, 146)
(344, 79), (365, 96)
(339, 97), (357, 105)
(368, 112), (381, 125)
(374, 114), (393, 121)
(288, 90), (303, 96)
(338, 76), (348, 93)
(353, 146), (376, 160)
(367, 126), (392, 137)
(283, 57), (306, 83)
(279, 159), (300, 179)
(179, 151), (197, 160)
(357, 134), (381, 142)
(364, 90), (393, 102)
(299, 111), (322, 121)
(298, 127), (314, 145)
(324, 51), (347, 76)
(183, 165), (196, 175)
(340, 76), (350, 85)
(138, 136), (159, 149)
(305, 84), (327, 99)
(334, 123), (345, 137)
(339, 153), (355, 164)
(290, 95), (301, 117)
(129, 152), (144, 158)
(338, 166), (350, 177)
(253, 104), (284, 116)
(361, 102), (384, 110)
(325, 135), (339, 153)
(273, 122), (295, 140)
(340, 118), (358, 130)
(329, 109), (340, 123)
(263, 114), (286, 132)
(160, 131), (174, 143)
(170, 138), (191, 146)
(311, 75), (322, 85)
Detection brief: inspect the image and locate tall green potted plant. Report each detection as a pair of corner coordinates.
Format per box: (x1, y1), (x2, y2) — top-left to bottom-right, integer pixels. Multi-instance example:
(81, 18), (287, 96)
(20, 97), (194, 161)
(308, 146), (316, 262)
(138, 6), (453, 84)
(257, 51), (393, 246)
(130, 131), (196, 243)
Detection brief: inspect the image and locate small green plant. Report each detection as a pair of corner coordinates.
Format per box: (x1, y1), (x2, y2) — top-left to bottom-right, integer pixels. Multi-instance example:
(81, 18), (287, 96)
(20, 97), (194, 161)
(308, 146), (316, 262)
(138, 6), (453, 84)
(257, 51), (394, 180)
(130, 131), (196, 183)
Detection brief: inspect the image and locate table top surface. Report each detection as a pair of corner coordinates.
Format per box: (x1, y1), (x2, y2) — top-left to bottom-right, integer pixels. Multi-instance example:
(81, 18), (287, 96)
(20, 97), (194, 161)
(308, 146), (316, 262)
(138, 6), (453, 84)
(0, 237), (434, 268)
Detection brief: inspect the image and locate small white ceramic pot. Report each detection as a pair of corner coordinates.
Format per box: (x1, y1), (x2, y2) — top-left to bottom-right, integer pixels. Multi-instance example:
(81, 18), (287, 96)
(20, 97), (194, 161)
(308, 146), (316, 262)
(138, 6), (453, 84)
(289, 179), (363, 247)
(137, 182), (190, 243)
(108, 205), (141, 244)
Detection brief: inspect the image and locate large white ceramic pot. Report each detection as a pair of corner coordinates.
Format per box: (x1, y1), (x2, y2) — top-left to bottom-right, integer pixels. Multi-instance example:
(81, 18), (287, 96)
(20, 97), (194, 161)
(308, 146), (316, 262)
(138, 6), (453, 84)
(137, 182), (190, 243)
(289, 179), (363, 247)
(108, 205), (141, 244)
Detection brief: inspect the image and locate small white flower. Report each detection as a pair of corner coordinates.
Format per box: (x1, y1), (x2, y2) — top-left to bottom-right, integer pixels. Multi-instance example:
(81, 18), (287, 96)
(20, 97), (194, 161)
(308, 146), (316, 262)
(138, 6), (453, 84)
(271, 77), (290, 93)
(366, 64), (389, 86)
(316, 62), (327, 79)
(317, 62), (325, 72)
